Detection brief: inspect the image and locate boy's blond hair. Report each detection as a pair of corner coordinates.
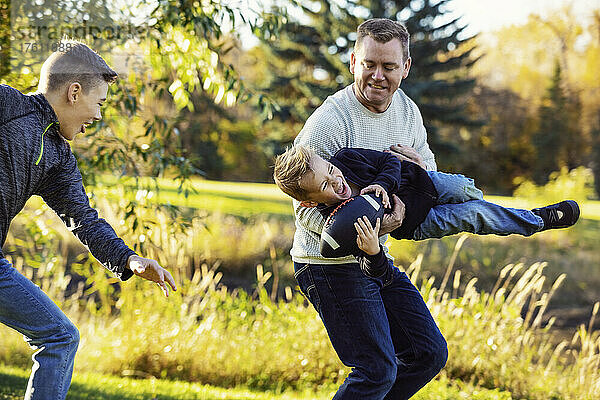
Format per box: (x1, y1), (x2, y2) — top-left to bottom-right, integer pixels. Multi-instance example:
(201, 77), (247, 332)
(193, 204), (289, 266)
(273, 145), (317, 201)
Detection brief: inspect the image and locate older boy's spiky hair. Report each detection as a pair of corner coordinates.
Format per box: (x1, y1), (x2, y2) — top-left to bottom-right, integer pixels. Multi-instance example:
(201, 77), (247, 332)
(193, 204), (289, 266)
(273, 145), (316, 201)
(39, 38), (118, 94)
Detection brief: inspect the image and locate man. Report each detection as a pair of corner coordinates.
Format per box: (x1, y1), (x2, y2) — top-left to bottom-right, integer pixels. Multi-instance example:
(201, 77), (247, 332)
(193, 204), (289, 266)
(0, 40), (177, 400)
(292, 19), (447, 399)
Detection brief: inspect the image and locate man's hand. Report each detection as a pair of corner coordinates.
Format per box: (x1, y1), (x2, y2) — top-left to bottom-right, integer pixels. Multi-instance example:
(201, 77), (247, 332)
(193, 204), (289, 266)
(360, 184), (390, 208)
(379, 194), (406, 235)
(128, 255), (177, 297)
(385, 144), (426, 169)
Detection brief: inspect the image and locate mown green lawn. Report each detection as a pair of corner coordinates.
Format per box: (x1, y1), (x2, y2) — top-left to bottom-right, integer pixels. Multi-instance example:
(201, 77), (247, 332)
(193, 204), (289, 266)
(0, 365), (513, 400)
(93, 176), (294, 217)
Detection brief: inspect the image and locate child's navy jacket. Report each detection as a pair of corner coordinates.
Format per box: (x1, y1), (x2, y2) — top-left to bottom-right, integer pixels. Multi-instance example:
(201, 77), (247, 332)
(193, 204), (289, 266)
(321, 147), (438, 240)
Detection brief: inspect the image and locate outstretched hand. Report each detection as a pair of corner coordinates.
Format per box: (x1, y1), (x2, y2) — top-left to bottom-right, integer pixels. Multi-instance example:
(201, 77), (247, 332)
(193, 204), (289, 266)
(128, 255), (177, 297)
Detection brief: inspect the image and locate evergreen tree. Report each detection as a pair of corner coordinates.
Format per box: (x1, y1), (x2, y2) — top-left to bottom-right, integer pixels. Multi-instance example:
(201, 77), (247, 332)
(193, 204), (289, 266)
(533, 61), (566, 183)
(257, 0), (478, 157)
(532, 60), (585, 184)
(456, 85), (537, 194)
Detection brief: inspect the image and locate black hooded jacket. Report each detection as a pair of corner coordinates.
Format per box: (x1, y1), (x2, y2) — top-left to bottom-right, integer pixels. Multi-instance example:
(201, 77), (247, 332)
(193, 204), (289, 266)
(0, 84), (135, 280)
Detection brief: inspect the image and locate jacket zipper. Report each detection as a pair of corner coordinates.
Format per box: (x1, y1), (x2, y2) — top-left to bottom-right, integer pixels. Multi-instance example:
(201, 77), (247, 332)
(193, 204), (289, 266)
(35, 122), (55, 166)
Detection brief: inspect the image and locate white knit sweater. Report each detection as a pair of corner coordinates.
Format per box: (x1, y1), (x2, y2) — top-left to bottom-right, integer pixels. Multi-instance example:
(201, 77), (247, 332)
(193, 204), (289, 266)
(291, 84), (437, 264)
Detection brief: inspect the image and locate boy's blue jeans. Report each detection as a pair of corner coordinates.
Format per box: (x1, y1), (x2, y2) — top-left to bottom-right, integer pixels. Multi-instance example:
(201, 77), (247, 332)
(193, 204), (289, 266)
(414, 171), (544, 239)
(0, 258), (79, 400)
(294, 261), (447, 400)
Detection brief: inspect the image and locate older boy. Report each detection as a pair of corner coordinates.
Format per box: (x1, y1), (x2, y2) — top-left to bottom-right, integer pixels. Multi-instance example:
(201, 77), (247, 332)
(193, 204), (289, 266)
(274, 145), (579, 278)
(0, 40), (176, 400)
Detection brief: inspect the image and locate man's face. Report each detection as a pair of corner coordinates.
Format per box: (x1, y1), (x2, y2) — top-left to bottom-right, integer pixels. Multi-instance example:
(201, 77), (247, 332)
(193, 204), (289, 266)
(300, 156), (352, 206)
(58, 81), (108, 140)
(350, 36), (411, 113)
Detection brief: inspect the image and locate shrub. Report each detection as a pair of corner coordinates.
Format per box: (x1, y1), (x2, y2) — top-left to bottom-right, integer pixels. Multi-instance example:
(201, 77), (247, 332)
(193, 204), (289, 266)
(514, 166), (596, 203)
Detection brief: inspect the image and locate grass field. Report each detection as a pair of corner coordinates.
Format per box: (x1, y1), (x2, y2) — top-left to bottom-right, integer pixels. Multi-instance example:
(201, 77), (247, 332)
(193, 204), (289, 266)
(0, 365), (330, 400)
(92, 175), (600, 220)
(2, 177), (599, 399)
(0, 365), (515, 400)
(93, 176), (294, 217)
(87, 176), (600, 310)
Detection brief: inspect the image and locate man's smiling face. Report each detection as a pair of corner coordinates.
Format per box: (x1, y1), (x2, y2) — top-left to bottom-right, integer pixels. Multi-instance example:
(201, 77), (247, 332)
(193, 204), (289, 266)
(350, 36), (411, 113)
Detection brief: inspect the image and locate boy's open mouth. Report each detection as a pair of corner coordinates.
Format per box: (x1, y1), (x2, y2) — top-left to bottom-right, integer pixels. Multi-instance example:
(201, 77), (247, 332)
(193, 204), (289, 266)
(335, 179), (349, 197)
(80, 121), (92, 133)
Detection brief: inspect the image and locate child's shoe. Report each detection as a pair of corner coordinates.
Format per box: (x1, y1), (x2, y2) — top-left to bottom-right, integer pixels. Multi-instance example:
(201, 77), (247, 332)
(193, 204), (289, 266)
(532, 200), (580, 230)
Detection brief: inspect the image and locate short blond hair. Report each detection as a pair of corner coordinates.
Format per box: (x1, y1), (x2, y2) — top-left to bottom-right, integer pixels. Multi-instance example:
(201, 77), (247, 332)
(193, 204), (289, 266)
(273, 145), (317, 201)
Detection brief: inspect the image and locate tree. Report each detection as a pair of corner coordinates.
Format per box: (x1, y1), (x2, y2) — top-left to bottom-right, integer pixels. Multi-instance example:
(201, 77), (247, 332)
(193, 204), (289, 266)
(469, 6), (600, 195)
(532, 61), (567, 183)
(256, 0), (479, 160)
(592, 112), (600, 199)
(1, 0), (286, 251)
(451, 85), (537, 194)
(1, 0), (120, 90)
(532, 61), (586, 184)
(0, 0), (9, 77)
(590, 11), (600, 198)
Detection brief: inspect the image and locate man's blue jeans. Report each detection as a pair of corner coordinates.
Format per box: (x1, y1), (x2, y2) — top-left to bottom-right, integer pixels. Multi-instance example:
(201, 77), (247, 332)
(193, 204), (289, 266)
(294, 261), (447, 399)
(414, 171), (544, 239)
(0, 258), (79, 400)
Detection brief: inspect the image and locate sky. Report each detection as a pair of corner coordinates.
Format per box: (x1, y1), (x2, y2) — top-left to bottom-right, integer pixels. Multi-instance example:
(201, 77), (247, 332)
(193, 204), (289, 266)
(448, 0), (599, 35)
(239, 0), (599, 48)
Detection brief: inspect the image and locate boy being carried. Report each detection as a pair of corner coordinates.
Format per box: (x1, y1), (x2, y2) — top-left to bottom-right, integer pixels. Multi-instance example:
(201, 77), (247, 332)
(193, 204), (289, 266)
(274, 145), (579, 278)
